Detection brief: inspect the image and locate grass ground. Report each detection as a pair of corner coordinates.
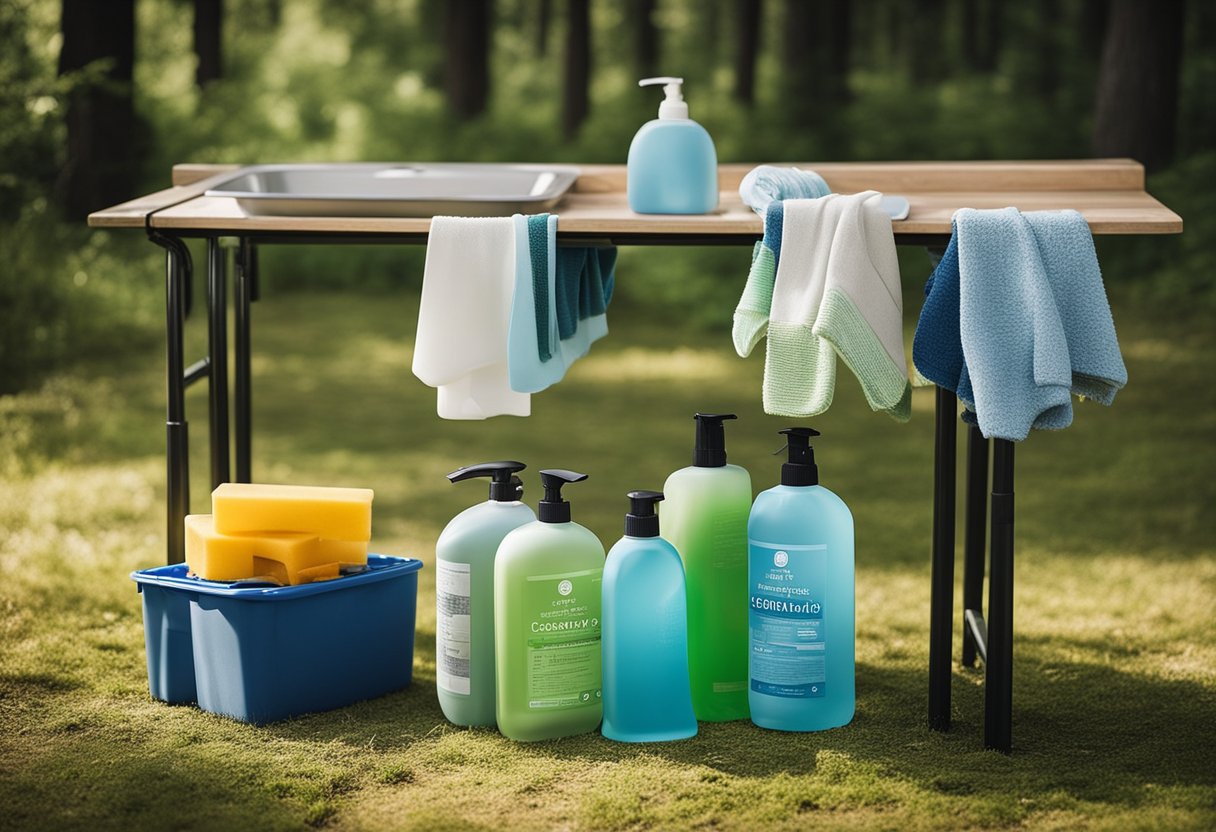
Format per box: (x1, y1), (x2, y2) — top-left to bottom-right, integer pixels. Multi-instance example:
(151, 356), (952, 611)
(1, 273), (1214, 831)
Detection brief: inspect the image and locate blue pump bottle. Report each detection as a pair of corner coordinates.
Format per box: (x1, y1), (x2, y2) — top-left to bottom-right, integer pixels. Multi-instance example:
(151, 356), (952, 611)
(601, 490), (697, 742)
(748, 428), (855, 732)
(627, 77), (718, 215)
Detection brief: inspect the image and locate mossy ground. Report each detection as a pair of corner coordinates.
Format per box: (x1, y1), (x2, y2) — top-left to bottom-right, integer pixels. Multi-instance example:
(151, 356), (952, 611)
(2, 277), (1213, 831)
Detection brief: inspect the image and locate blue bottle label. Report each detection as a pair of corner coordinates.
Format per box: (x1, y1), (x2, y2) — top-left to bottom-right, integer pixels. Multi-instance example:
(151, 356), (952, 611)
(748, 541), (827, 698)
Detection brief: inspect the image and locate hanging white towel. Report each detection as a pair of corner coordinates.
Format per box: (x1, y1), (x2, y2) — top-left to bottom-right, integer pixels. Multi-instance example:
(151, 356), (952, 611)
(412, 216), (530, 419)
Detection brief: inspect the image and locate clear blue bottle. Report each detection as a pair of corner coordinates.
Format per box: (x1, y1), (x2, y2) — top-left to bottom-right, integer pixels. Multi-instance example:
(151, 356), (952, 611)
(602, 490), (697, 742)
(627, 77), (718, 215)
(748, 428), (855, 732)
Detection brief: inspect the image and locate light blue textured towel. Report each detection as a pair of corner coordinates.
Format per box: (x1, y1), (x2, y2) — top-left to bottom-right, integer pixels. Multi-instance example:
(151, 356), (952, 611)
(912, 208), (1127, 441)
(508, 214), (562, 393)
(738, 165), (831, 216)
(507, 214), (617, 394)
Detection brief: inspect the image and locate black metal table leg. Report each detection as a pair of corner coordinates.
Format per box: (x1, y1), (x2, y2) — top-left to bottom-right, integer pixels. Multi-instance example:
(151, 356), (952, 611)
(929, 386), (958, 731)
(206, 238), (231, 488)
(962, 425), (989, 667)
(234, 239), (254, 483)
(986, 438), (1015, 753)
(150, 233), (192, 564)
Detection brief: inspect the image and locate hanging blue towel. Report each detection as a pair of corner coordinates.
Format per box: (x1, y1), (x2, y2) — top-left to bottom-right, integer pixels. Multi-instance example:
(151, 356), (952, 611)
(1023, 211), (1127, 411)
(912, 208), (1127, 441)
(508, 214), (617, 394)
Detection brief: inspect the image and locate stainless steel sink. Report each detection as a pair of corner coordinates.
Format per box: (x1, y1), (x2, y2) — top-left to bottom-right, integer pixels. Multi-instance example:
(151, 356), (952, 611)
(205, 163), (581, 217)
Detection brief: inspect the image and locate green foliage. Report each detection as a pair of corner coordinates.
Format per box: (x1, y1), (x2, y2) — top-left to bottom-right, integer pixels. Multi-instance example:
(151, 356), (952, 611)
(0, 0), (62, 219)
(0, 202), (162, 394)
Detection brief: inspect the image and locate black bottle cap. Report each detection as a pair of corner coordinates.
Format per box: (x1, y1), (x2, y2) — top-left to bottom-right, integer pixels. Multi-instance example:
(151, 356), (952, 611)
(778, 428), (820, 486)
(538, 469), (588, 523)
(693, 412), (738, 467)
(624, 490), (664, 537)
(446, 461), (526, 502)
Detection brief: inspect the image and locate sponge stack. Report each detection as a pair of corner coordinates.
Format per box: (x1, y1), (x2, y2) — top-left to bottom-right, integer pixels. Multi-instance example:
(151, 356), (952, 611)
(186, 483), (374, 585)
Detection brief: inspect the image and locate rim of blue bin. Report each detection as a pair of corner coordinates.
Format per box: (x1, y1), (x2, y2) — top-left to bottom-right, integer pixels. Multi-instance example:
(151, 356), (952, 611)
(131, 554), (422, 599)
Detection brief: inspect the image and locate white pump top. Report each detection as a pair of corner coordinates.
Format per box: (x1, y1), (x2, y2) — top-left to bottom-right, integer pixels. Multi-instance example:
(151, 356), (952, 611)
(639, 76), (689, 120)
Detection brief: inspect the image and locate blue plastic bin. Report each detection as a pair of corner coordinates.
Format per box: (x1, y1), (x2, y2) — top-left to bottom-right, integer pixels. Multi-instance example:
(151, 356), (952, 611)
(132, 554), (422, 724)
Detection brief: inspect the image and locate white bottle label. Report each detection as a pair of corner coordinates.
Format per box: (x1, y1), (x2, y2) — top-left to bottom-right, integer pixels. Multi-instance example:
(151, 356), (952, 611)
(436, 560), (472, 695)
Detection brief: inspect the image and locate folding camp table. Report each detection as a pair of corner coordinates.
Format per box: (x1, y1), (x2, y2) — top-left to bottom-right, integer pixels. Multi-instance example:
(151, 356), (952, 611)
(89, 159), (1182, 752)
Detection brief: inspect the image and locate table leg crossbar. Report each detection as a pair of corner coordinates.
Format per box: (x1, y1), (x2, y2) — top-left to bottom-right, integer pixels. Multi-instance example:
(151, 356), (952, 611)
(928, 389), (1017, 753)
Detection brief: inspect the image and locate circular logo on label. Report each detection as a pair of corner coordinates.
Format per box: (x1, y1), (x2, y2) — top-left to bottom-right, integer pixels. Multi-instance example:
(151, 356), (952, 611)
(558, 579), (573, 596)
(581, 692), (590, 702)
(774, 550), (789, 568)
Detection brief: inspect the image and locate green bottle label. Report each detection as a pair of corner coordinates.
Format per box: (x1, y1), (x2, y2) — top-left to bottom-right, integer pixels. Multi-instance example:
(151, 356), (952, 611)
(523, 567), (603, 710)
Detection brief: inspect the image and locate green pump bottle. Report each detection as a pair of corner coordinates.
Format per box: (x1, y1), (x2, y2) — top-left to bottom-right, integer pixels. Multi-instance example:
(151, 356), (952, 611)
(661, 413), (753, 721)
(494, 470), (605, 741)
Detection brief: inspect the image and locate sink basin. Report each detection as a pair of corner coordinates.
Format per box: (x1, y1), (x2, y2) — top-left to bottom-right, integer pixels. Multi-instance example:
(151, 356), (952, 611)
(205, 163), (581, 218)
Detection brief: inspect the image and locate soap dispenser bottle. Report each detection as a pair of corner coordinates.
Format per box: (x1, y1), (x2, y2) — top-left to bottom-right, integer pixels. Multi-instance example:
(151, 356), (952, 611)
(494, 470), (605, 741)
(435, 461), (535, 727)
(602, 491), (697, 743)
(748, 428), (855, 732)
(627, 77), (718, 215)
(662, 413), (753, 721)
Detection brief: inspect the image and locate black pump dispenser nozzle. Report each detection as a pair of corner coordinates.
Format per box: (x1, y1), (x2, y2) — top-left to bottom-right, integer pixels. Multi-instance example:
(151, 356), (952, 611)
(778, 428), (820, 486)
(538, 469), (588, 523)
(693, 412), (737, 467)
(447, 461), (527, 502)
(624, 490), (664, 537)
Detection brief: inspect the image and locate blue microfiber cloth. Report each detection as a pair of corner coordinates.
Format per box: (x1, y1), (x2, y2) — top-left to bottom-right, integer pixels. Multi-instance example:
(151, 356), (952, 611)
(508, 214), (563, 394)
(527, 214), (553, 361)
(739, 165), (831, 216)
(912, 208), (1127, 441)
(554, 245), (616, 365)
(1023, 210), (1127, 411)
(508, 214), (617, 394)
(912, 229), (969, 401)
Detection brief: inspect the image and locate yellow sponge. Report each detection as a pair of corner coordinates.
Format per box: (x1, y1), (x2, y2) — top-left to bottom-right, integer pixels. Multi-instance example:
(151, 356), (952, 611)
(185, 514), (367, 585)
(211, 482), (374, 541)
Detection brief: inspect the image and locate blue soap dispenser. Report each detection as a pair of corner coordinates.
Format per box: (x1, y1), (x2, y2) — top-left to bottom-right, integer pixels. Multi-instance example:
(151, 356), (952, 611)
(602, 490), (697, 742)
(748, 428), (855, 732)
(627, 77), (718, 214)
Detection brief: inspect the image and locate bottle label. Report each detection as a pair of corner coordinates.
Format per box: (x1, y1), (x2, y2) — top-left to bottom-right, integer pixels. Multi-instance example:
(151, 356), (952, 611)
(523, 567), (602, 710)
(748, 541), (827, 698)
(436, 560), (472, 695)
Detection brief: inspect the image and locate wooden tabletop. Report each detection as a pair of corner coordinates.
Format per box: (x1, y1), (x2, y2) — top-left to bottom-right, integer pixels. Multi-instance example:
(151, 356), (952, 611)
(87, 160), (1182, 240)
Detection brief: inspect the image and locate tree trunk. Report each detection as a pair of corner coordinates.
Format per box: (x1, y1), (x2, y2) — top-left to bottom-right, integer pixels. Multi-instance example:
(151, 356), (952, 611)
(194, 0), (223, 87)
(444, 0), (492, 119)
(734, 0), (761, 105)
(824, 0), (851, 106)
(977, 0), (1002, 73)
(907, 0), (947, 83)
(537, 0), (551, 57)
(782, 0), (850, 124)
(961, 0), (979, 71)
(1092, 0), (1185, 172)
(632, 0), (659, 79)
(1079, 0), (1108, 63)
(56, 0), (137, 219)
(562, 0), (591, 138)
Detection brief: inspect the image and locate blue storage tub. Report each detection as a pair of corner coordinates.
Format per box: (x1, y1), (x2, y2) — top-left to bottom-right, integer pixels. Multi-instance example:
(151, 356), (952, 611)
(132, 554), (422, 724)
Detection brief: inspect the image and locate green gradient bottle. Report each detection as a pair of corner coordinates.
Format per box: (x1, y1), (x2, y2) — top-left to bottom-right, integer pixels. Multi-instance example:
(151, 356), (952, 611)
(661, 413), (753, 721)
